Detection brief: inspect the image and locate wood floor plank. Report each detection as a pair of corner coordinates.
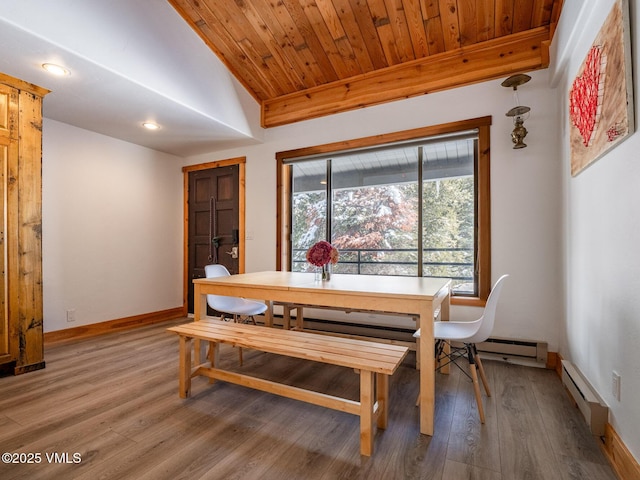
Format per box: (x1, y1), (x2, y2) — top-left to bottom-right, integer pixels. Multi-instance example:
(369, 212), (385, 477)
(526, 367), (610, 465)
(9, 430), (134, 480)
(446, 360), (501, 473)
(0, 368), (173, 448)
(137, 389), (304, 480)
(442, 459), (503, 479)
(376, 368), (459, 480)
(492, 361), (564, 480)
(0, 414), (21, 438)
(0, 319), (618, 480)
(321, 363), (421, 480)
(233, 406), (356, 480)
(556, 453), (619, 480)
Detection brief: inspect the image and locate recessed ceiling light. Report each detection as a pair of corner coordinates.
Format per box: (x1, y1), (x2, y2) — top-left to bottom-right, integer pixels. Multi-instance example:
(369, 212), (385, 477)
(142, 122), (160, 130)
(42, 63), (70, 76)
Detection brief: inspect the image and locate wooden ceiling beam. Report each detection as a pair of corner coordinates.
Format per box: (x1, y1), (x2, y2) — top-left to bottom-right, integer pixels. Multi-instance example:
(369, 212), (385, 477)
(261, 26), (550, 128)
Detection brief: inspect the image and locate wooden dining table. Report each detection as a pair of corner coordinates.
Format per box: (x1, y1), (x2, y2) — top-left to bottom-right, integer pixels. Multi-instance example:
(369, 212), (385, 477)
(192, 270), (451, 436)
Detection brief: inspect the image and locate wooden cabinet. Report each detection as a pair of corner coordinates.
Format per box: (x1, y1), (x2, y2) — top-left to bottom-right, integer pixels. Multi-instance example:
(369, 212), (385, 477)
(0, 73), (48, 375)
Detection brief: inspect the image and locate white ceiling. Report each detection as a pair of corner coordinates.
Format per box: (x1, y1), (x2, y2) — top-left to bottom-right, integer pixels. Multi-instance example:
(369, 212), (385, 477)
(0, 0), (264, 157)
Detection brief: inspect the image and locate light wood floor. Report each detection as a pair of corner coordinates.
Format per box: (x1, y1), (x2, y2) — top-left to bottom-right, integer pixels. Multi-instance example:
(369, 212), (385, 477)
(0, 318), (618, 480)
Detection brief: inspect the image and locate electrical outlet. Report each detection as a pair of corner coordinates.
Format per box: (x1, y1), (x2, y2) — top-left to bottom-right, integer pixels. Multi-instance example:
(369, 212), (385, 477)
(612, 371), (621, 401)
(66, 309), (76, 323)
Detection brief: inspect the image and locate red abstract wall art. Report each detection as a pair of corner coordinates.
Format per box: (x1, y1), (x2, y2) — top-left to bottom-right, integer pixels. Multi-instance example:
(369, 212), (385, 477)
(569, 0), (634, 176)
(569, 45), (605, 148)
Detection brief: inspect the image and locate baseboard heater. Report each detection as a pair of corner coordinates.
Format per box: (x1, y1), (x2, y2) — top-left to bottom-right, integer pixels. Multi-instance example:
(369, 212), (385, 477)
(561, 360), (608, 436)
(476, 337), (548, 364)
(270, 314), (549, 364)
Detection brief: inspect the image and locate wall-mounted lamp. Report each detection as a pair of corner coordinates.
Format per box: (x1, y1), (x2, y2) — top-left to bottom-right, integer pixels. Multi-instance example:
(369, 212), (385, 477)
(501, 74), (531, 149)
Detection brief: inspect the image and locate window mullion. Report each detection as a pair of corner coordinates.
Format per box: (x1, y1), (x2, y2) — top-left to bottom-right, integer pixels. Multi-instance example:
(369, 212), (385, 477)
(326, 159), (332, 243)
(418, 146), (424, 277)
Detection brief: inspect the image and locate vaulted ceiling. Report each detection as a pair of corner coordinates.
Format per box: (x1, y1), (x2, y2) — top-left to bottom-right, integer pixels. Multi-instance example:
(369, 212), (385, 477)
(169, 0), (564, 127)
(0, 1), (564, 157)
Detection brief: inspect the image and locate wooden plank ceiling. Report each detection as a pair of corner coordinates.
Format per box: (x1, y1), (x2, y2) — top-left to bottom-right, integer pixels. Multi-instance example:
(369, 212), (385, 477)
(168, 0), (564, 127)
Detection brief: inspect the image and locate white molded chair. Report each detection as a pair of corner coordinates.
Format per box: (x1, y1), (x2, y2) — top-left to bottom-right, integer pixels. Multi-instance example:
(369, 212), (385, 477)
(414, 274), (509, 423)
(204, 264), (268, 365)
(204, 264), (268, 323)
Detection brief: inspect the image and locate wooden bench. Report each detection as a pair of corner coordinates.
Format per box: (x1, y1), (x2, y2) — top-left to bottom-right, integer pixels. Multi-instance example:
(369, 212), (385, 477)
(167, 320), (408, 456)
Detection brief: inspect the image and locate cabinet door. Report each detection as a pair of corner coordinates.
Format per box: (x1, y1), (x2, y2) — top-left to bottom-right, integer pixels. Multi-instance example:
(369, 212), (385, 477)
(0, 75), (45, 374)
(0, 84), (12, 362)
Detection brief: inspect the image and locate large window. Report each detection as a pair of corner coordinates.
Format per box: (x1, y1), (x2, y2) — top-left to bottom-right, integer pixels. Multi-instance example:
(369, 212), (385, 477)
(277, 117), (491, 304)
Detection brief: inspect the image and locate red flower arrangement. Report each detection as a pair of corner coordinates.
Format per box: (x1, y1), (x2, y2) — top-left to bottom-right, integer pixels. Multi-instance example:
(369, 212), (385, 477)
(305, 241), (339, 267)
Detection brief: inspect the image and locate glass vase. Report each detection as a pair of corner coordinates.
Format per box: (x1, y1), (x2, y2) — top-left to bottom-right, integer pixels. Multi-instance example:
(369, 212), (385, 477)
(322, 263), (331, 281)
(314, 264), (331, 281)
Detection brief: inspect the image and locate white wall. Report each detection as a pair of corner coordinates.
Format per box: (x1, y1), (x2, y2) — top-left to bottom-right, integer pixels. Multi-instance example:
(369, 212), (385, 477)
(553, 0), (640, 460)
(42, 119), (184, 333)
(185, 70), (564, 350)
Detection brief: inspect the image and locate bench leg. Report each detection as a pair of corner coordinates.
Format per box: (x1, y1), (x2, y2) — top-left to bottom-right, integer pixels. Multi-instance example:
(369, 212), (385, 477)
(194, 339), (200, 366)
(179, 335), (192, 398)
(283, 305), (292, 330)
(295, 307), (304, 330)
(359, 370), (375, 456)
(208, 341), (219, 384)
(376, 373), (389, 429)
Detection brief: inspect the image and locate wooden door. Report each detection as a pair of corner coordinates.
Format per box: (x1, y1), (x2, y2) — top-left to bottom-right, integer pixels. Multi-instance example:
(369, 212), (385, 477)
(187, 164), (240, 313)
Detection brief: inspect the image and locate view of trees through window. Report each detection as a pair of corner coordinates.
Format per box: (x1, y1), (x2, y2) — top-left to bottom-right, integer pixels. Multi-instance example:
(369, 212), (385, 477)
(289, 134), (478, 296)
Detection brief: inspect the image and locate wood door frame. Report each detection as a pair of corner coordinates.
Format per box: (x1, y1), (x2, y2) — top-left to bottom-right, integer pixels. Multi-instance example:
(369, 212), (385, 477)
(182, 157), (246, 315)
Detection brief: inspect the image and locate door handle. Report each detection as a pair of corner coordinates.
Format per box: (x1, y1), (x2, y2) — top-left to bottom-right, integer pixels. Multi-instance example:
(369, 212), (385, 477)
(226, 246), (239, 259)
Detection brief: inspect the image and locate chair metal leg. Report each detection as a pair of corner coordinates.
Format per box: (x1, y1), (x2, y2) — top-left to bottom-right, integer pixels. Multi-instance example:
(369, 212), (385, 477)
(466, 344), (485, 424)
(435, 339), (446, 370)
